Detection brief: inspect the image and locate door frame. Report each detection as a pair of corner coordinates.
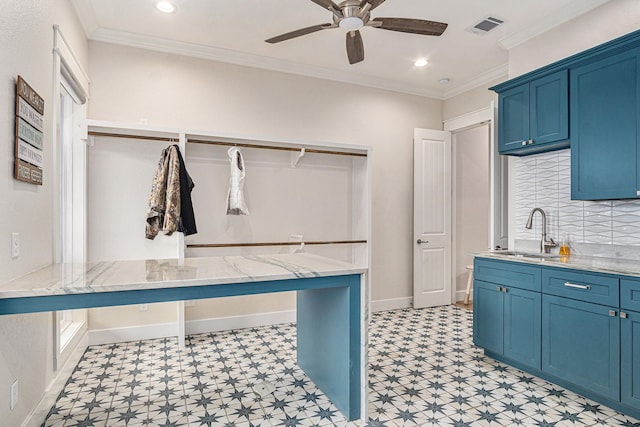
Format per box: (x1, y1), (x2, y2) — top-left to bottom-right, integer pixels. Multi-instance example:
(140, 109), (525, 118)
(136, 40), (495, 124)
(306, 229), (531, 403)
(444, 101), (507, 303)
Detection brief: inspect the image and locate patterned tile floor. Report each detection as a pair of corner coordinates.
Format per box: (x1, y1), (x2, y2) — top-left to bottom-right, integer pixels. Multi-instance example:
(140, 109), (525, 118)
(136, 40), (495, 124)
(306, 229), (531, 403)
(42, 305), (640, 426)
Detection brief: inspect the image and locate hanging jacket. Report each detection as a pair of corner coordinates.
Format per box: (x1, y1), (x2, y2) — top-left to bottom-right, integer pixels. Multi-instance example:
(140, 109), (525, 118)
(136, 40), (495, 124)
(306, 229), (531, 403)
(174, 145), (197, 236)
(226, 146), (249, 215)
(145, 146), (181, 239)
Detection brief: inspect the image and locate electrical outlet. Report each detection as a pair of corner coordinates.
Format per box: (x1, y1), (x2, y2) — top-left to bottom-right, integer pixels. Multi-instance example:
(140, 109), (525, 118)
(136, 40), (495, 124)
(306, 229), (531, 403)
(11, 233), (19, 258)
(139, 304), (148, 312)
(185, 300), (196, 307)
(10, 380), (18, 410)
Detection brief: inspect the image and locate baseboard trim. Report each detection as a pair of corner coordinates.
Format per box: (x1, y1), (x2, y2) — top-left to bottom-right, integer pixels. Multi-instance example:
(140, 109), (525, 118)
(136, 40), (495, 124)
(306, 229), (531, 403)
(23, 332), (88, 427)
(88, 298), (427, 345)
(186, 310), (296, 335)
(371, 297), (413, 312)
(455, 289), (471, 302)
(88, 310), (297, 345)
(88, 322), (179, 346)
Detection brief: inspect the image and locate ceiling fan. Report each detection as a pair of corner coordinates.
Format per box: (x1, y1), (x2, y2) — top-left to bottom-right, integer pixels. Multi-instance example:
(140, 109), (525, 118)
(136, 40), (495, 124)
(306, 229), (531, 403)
(265, 0), (448, 65)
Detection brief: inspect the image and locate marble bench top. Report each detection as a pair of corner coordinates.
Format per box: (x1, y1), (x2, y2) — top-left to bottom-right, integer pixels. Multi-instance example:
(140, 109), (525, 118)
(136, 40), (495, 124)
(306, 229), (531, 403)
(0, 253), (366, 299)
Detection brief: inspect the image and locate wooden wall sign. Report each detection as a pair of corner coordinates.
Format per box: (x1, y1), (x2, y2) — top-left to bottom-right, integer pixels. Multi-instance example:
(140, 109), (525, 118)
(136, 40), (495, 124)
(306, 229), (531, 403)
(15, 76), (44, 185)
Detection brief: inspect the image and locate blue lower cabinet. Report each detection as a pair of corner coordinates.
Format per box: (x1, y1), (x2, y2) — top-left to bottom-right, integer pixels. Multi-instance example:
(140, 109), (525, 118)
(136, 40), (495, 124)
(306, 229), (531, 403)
(504, 287), (542, 370)
(542, 294), (620, 401)
(473, 280), (504, 353)
(621, 309), (640, 408)
(473, 278), (541, 370)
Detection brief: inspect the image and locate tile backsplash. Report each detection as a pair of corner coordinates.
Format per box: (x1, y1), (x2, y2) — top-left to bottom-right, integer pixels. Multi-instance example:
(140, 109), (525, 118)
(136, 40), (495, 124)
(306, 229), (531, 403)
(514, 149), (640, 249)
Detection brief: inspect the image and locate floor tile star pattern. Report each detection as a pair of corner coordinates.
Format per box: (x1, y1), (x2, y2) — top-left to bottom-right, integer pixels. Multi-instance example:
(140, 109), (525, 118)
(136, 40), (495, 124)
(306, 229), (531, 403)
(42, 305), (640, 426)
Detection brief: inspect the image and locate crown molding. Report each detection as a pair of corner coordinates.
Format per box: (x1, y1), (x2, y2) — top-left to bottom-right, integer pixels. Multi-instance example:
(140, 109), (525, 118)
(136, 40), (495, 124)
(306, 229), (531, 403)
(442, 64), (508, 100)
(70, 0), (99, 37)
(89, 28), (447, 99)
(498, 0), (611, 50)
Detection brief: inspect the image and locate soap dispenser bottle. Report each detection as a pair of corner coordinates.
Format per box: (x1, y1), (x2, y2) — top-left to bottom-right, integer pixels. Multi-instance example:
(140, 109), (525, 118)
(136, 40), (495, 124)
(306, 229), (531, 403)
(559, 233), (571, 256)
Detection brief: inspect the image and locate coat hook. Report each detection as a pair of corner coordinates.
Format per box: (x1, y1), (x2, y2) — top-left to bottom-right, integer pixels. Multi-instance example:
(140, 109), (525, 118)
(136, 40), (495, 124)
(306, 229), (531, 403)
(291, 148), (305, 168)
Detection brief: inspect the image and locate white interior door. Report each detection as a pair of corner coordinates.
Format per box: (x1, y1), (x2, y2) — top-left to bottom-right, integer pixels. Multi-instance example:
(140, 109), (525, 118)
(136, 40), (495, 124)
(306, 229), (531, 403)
(413, 128), (452, 308)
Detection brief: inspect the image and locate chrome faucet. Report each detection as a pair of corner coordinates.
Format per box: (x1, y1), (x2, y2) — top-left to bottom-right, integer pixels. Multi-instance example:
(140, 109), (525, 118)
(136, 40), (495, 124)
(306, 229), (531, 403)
(525, 208), (557, 253)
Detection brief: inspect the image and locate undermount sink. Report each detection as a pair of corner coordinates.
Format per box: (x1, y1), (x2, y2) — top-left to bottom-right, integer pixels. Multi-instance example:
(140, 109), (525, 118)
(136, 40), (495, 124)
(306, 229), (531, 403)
(494, 251), (561, 259)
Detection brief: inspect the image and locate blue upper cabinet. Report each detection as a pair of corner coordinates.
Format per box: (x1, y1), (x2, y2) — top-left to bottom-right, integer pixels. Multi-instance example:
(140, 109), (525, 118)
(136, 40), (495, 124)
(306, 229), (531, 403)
(570, 47), (640, 200)
(498, 84), (529, 152)
(495, 70), (569, 156)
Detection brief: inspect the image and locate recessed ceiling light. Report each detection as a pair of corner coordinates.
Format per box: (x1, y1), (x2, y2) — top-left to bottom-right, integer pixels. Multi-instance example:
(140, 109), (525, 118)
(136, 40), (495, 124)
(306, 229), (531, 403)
(155, 1), (176, 14)
(438, 78), (451, 85)
(414, 58), (428, 67)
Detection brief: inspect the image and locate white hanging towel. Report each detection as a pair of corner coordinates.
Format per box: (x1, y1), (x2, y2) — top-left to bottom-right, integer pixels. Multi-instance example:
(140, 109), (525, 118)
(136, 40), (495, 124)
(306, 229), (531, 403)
(226, 147), (249, 215)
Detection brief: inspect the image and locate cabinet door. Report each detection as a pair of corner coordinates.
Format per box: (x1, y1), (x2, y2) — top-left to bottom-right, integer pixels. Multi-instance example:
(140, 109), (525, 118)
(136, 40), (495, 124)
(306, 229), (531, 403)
(622, 310), (640, 408)
(473, 280), (503, 354)
(530, 70), (569, 145)
(542, 295), (620, 400)
(498, 84), (530, 152)
(504, 287), (541, 370)
(571, 48), (640, 200)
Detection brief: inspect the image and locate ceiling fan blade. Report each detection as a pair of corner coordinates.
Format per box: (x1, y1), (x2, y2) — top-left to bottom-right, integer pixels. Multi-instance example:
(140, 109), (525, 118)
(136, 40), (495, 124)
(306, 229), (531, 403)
(265, 23), (333, 44)
(359, 0), (386, 11)
(371, 17), (448, 36)
(346, 30), (364, 64)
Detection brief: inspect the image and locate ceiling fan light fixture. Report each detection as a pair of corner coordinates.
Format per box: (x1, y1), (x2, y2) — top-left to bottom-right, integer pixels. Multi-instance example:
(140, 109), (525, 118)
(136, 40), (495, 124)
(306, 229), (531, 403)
(414, 58), (428, 67)
(339, 17), (364, 31)
(155, 1), (176, 14)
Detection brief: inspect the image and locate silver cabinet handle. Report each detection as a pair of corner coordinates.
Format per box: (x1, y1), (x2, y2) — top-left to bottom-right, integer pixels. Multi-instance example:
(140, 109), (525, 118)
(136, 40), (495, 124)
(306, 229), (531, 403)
(621, 312), (628, 319)
(521, 141), (526, 146)
(528, 139), (534, 145)
(609, 310), (617, 317)
(564, 282), (590, 290)
(416, 239), (428, 244)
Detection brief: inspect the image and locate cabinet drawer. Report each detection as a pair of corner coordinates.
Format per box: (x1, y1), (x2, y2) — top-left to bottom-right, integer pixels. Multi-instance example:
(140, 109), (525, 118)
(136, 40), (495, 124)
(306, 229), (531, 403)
(621, 279), (640, 311)
(474, 258), (541, 292)
(542, 268), (619, 306)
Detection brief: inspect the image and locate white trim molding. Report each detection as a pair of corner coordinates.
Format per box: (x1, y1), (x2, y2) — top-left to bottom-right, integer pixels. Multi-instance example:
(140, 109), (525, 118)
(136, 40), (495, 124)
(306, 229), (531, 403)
(443, 64), (508, 100)
(371, 297), (413, 313)
(88, 297), (419, 346)
(87, 28), (446, 100)
(498, 0), (611, 50)
(23, 332), (88, 427)
(88, 310), (297, 346)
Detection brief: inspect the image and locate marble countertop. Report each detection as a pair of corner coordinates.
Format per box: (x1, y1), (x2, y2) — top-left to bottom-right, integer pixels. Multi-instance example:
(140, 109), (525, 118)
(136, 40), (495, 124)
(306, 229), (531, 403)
(0, 253), (367, 299)
(475, 251), (640, 278)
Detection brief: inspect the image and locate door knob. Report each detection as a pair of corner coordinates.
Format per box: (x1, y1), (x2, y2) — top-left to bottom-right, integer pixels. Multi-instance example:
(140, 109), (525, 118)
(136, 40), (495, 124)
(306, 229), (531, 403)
(417, 239), (428, 244)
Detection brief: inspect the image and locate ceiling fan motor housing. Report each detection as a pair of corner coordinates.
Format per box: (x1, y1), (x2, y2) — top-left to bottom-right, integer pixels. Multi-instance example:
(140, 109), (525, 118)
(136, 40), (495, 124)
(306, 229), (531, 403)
(334, 0), (370, 30)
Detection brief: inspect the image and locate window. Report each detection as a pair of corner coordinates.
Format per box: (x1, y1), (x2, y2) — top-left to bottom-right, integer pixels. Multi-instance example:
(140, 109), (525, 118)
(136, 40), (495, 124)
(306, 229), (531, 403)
(57, 77), (87, 356)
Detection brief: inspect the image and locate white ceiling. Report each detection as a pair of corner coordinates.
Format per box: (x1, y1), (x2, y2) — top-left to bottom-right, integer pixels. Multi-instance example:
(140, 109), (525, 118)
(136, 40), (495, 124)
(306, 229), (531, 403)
(72, 0), (610, 99)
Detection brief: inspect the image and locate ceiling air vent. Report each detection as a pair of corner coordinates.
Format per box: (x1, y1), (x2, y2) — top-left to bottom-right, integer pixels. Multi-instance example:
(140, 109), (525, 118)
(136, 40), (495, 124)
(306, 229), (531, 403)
(468, 16), (504, 35)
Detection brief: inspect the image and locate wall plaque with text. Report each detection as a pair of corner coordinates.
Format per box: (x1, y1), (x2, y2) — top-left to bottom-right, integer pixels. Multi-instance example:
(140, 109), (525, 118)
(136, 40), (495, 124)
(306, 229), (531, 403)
(15, 76), (44, 185)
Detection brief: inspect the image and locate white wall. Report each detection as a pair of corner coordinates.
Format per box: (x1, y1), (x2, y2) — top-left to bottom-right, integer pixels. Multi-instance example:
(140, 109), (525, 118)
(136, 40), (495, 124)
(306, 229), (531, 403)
(443, 78), (502, 122)
(508, 0), (640, 78)
(0, 1), (88, 425)
(86, 41), (443, 328)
